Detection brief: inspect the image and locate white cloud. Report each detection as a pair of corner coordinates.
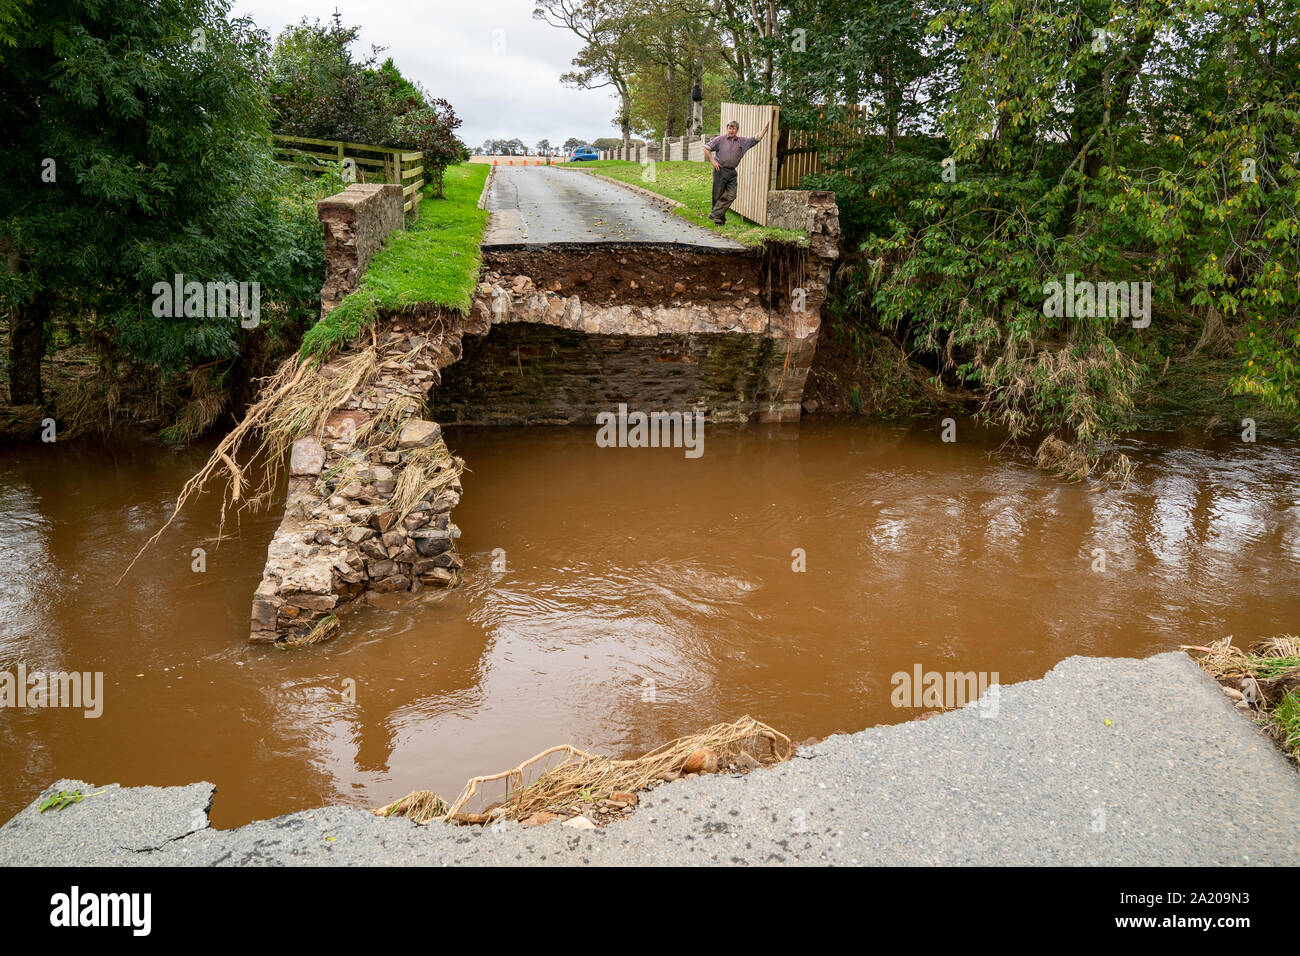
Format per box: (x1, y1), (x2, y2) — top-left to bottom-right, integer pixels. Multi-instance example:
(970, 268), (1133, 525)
(233, 0), (621, 146)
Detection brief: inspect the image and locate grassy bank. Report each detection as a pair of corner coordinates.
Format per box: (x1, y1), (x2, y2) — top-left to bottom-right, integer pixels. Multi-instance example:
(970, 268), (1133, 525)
(560, 160), (804, 247)
(300, 162), (490, 360)
(1186, 637), (1300, 762)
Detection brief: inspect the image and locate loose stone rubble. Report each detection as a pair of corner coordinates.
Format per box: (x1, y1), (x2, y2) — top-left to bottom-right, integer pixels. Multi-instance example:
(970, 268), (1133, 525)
(249, 316), (485, 644)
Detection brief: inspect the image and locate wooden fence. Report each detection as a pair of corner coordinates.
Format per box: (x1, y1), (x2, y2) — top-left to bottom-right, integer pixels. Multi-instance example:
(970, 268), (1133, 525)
(775, 105), (870, 188)
(719, 103), (779, 226)
(272, 135), (425, 214)
(776, 128), (823, 189)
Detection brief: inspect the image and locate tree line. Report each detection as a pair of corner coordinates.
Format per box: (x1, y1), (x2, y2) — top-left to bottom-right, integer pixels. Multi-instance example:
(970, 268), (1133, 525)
(0, 2), (468, 439)
(540, 0), (1299, 459)
(472, 137), (622, 156)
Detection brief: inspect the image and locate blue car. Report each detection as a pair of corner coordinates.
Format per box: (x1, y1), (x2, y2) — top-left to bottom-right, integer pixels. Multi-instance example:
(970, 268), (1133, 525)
(568, 146), (599, 162)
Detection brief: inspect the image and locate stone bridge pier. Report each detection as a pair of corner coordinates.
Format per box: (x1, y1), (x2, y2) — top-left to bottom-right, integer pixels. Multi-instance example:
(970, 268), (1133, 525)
(249, 314), (482, 644)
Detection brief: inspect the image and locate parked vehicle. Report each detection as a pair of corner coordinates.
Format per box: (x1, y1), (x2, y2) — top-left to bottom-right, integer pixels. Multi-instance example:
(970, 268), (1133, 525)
(568, 146), (599, 162)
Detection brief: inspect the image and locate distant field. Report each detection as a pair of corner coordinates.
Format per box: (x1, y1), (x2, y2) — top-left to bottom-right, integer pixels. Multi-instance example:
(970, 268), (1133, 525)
(469, 155), (569, 164)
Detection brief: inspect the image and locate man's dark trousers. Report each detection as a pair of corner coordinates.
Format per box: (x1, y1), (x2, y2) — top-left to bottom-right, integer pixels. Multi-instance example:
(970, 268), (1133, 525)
(710, 166), (738, 223)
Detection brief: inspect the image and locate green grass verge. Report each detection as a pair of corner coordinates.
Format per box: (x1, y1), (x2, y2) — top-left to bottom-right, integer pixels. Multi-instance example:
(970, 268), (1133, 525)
(561, 160), (806, 247)
(300, 162), (490, 360)
(1275, 688), (1300, 756)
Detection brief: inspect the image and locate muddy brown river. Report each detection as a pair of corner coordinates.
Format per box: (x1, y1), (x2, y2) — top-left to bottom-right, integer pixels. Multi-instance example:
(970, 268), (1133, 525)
(1, 421), (1297, 827)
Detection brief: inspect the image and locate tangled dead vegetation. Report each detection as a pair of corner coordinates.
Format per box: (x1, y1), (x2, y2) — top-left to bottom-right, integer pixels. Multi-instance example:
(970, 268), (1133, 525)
(1034, 434), (1134, 485)
(1183, 636), (1300, 761)
(113, 351), (314, 584)
(115, 317), (463, 588)
(275, 614), (340, 650)
(375, 716), (793, 827)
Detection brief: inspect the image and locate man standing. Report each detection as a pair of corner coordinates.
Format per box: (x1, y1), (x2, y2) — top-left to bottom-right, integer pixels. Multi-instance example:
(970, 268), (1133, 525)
(703, 118), (770, 225)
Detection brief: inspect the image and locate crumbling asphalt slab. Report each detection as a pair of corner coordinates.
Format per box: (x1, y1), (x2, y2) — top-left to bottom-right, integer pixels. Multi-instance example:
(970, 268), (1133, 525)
(0, 781), (214, 865)
(2, 653), (1296, 866)
(482, 165), (743, 250)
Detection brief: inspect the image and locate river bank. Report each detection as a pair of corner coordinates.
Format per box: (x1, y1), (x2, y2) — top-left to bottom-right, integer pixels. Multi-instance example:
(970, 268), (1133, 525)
(3, 652), (1297, 866)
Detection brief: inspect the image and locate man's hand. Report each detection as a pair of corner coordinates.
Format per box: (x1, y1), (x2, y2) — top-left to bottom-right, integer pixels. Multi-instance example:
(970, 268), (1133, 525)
(759, 121), (770, 139)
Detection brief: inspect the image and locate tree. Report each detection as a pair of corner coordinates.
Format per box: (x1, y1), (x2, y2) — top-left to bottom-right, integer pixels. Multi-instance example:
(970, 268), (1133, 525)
(535, 0), (638, 148)
(373, 56), (427, 113)
(536, 138), (551, 155)
(0, 0), (30, 47)
(686, 0), (1298, 459)
(391, 98), (467, 197)
(622, 0), (728, 138)
(0, 0), (321, 405)
(562, 137), (589, 152)
(814, 0), (1295, 458)
(267, 13), (399, 144)
(536, 1), (744, 144)
(703, 0), (769, 90)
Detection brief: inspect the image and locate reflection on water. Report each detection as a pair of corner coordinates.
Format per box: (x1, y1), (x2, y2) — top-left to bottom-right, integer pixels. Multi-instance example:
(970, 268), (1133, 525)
(1, 421), (1297, 826)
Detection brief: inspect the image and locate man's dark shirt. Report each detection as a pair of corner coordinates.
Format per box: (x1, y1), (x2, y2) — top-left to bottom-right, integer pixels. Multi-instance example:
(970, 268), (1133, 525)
(705, 133), (760, 169)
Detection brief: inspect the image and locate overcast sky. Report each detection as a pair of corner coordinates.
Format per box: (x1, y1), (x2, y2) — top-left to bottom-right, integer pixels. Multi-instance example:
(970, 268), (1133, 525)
(232, 0), (621, 147)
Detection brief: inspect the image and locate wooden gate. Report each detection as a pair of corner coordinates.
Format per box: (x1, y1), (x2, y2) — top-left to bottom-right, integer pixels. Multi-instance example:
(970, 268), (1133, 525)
(718, 103), (779, 225)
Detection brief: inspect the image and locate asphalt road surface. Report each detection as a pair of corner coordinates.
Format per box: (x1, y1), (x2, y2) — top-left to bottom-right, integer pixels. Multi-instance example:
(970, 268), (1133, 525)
(482, 165), (744, 249)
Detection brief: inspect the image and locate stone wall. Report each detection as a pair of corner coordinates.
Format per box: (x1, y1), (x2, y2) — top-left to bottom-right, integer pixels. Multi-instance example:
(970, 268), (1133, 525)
(435, 324), (784, 425)
(766, 190), (840, 259)
(317, 183), (405, 318)
(604, 145), (654, 163)
(660, 136), (706, 162)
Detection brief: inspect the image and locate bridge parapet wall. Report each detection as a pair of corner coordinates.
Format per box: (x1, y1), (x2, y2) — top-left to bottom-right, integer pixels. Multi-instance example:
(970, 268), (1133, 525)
(317, 183), (405, 318)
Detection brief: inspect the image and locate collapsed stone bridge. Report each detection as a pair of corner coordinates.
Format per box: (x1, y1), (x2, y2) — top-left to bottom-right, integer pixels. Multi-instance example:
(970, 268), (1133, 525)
(251, 176), (839, 644)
